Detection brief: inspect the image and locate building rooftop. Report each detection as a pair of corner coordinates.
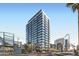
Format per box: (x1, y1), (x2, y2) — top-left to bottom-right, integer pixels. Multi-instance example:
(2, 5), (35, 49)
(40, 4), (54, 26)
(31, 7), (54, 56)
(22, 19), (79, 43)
(28, 9), (49, 23)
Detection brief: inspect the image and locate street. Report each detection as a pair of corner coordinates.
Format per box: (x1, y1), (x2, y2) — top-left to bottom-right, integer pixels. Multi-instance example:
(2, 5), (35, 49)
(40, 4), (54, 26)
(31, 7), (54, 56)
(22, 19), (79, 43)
(13, 52), (75, 56)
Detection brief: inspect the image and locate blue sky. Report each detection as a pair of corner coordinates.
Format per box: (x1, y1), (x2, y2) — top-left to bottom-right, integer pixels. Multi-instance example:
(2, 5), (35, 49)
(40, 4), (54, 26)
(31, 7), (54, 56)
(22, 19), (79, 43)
(0, 3), (78, 45)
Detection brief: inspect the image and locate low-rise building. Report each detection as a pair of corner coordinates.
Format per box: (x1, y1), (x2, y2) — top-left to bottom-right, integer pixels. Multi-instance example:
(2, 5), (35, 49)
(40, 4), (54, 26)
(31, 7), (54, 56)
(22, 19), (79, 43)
(50, 44), (56, 49)
(54, 38), (70, 52)
(14, 41), (22, 55)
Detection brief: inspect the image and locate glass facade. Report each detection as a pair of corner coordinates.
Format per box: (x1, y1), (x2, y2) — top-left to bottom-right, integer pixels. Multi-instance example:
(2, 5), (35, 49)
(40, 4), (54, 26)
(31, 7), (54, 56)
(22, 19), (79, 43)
(26, 10), (50, 49)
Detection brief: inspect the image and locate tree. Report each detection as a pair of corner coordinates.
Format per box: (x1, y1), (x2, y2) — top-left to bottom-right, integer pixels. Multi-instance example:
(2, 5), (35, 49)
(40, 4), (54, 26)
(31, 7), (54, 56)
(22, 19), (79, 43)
(66, 3), (79, 55)
(24, 43), (32, 53)
(67, 3), (79, 44)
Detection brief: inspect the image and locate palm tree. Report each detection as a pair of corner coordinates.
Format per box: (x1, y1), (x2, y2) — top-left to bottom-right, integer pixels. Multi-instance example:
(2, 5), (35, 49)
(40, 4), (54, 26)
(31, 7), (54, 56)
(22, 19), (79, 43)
(66, 3), (79, 49)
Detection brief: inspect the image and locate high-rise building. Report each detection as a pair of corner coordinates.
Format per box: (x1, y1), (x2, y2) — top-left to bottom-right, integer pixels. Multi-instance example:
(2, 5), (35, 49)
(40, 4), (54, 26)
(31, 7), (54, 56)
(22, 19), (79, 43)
(26, 10), (50, 50)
